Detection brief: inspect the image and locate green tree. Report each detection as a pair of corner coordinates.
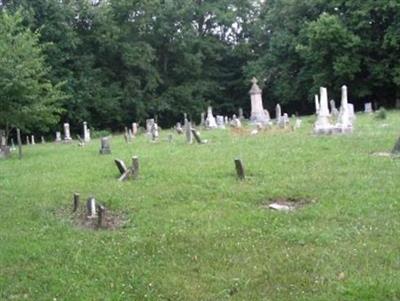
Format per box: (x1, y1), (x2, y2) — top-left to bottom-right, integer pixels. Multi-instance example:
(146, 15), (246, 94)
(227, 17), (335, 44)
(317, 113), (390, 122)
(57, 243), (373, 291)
(0, 11), (64, 138)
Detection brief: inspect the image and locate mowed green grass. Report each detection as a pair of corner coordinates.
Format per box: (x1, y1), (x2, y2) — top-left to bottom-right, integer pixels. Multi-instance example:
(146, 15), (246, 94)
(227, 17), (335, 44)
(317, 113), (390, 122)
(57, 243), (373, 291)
(1, 112), (400, 301)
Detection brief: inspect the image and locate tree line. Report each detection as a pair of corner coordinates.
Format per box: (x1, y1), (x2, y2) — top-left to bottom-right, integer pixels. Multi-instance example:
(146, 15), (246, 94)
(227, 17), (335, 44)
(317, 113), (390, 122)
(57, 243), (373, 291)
(0, 0), (399, 137)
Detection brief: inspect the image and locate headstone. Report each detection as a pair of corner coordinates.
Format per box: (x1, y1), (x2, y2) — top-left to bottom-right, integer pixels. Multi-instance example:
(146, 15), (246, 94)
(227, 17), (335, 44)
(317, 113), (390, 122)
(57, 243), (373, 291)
(99, 137), (111, 154)
(26, 136), (30, 145)
(55, 131), (62, 143)
(224, 116), (229, 125)
(0, 131), (10, 159)
(64, 123), (72, 142)
(97, 205), (106, 228)
(86, 197), (97, 218)
(315, 94), (320, 114)
(294, 118), (302, 129)
(10, 138), (16, 151)
(132, 123), (138, 137)
(231, 114), (242, 128)
(216, 115), (225, 129)
(238, 108), (244, 120)
(364, 102), (373, 113)
(17, 128), (22, 159)
(41, 136), (45, 144)
(249, 77), (269, 124)
(151, 123), (159, 141)
(185, 121), (193, 144)
(392, 137), (400, 154)
(335, 85), (353, 133)
(234, 158), (245, 180)
(282, 113), (289, 128)
(83, 121), (91, 142)
(146, 119), (155, 135)
(191, 129), (205, 144)
(76, 135), (85, 147)
(114, 159), (128, 175)
(73, 193), (80, 213)
(347, 103), (355, 121)
(205, 106), (217, 129)
(330, 99), (339, 117)
(176, 122), (183, 134)
(31, 135), (35, 145)
(275, 104), (282, 126)
(314, 87), (334, 134)
(200, 113), (205, 127)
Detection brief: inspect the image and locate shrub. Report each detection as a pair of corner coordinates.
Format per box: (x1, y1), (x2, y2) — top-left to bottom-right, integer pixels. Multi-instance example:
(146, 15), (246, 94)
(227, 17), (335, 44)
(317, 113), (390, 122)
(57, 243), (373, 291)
(375, 107), (387, 120)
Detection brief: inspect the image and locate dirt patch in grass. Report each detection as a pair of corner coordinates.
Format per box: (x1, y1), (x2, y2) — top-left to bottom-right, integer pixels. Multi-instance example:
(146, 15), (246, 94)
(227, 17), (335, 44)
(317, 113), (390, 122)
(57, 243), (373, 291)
(73, 209), (127, 230)
(56, 206), (128, 230)
(262, 197), (315, 212)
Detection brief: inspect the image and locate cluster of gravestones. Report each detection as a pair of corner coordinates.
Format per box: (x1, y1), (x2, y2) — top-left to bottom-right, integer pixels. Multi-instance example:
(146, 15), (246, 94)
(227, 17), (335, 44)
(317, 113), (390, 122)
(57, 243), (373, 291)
(313, 85), (355, 134)
(72, 193), (106, 228)
(245, 77), (303, 134)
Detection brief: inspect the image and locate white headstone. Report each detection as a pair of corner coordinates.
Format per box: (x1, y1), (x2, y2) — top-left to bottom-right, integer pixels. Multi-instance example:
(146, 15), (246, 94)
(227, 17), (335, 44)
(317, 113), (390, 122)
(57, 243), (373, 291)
(249, 77), (269, 124)
(364, 102), (373, 113)
(132, 123), (138, 136)
(314, 87), (334, 134)
(206, 106), (217, 129)
(335, 85), (353, 133)
(56, 131), (62, 142)
(275, 104), (282, 126)
(216, 115), (225, 129)
(83, 122), (91, 142)
(64, 123), (72, 141)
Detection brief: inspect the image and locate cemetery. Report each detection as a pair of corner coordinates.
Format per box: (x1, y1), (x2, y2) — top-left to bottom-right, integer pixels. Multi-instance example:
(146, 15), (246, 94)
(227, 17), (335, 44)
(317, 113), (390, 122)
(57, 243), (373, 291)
(1, 1), (400, 300)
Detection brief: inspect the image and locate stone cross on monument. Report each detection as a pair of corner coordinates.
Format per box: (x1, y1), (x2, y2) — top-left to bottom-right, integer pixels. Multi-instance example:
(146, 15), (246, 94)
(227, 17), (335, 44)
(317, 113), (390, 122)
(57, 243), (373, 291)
(249, 77), (269, 125)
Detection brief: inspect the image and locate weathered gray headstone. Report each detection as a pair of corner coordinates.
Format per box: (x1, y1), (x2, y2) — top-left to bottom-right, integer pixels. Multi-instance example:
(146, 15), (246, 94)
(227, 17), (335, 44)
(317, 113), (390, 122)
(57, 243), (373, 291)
(31, 134), (35, 145)
(41, 136), (45, 144)
(314, 87), (334, 134)
(234, 158), (245, 180)
(185, 121), (193, 144)
(26, 136), (30, 145)
(238, 108), (244, 120)
(73, 193), (80, 213)
(99, 137), (111, 154)
(392, 137), (400, 154)
(364, 102), (373, 113)
(176, 122), (183, 134)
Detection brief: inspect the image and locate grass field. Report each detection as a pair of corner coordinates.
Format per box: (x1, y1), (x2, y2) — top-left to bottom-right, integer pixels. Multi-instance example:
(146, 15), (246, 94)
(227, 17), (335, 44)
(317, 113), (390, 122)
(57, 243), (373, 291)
(1, 112), (400, 300)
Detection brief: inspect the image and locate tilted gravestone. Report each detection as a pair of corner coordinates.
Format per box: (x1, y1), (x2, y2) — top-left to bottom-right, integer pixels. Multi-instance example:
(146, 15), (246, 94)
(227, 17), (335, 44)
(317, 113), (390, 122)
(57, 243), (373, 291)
(114, 159), (128, 175)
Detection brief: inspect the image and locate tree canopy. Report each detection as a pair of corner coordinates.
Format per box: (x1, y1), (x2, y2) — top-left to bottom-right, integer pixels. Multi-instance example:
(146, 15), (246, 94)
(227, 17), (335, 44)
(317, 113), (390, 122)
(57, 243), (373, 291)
(0, 0), (399, 135)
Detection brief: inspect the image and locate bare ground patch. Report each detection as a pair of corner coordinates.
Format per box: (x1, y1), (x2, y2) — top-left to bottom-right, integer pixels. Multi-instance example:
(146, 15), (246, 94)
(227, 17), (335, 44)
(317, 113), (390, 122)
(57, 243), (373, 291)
(262, 197), (316, 212)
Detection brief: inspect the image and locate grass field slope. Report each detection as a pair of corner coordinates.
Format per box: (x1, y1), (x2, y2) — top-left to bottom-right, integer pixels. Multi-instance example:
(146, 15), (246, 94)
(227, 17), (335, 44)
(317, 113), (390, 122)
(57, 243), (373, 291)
(1, 112), (400, 300)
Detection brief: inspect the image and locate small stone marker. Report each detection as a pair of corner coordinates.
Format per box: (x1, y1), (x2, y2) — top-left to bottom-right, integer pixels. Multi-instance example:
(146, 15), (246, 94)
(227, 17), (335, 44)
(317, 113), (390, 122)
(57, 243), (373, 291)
(234, 158), (245, 180)
(238, 108), (244, 120)
(364, 102), (373, 113)
(132, 156), (140, 179)
(99, 137), (111, 154)
(64, 123), (72, 142)
(55, 131), (62, 143)
(31, 135), (35, 145)
(97, 204), (106, 228)
(185, 121), (193, 144)
(26, 136), (30, 145)
(114, 159), (128, 175)
(76, 135), (85, 147)
(392, 137), (400, 154)
(86, 197), (97, 218)
(83, 121), (91, 142)
(41, 136), (45, 144)
(17, 128), (22, 159)
(191, 128), (205, 144)
(10, 138), (16, 151)
(176, 122), (183, 134)
(132, 123), (138, 137)
(73, 193), (80, 212)
(269, 203), (293, 212)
